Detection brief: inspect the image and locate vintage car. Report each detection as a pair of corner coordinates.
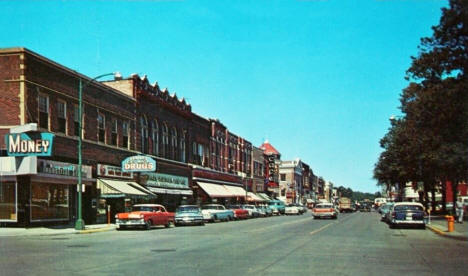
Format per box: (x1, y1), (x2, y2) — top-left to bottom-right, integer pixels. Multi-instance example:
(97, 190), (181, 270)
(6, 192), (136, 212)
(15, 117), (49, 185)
(268, 200), (286, 215)
(115, 204), (175, 230)
(258, 205), (273, 216)
(243, 204), (261, 218)
(227, 204), (250, 220)
(285, 204), (301, 215)
(312, 203), (338, 219)
(388, 202), (425, 229)
(174, 205), (205, 226)
(201, 204), (234, 222)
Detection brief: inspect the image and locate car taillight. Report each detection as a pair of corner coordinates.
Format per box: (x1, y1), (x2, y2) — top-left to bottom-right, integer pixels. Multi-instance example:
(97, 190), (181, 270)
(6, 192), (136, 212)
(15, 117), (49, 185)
(115, 215), (118, 219)
(140, 214), (144, 218)
(329, 208), (334, 212)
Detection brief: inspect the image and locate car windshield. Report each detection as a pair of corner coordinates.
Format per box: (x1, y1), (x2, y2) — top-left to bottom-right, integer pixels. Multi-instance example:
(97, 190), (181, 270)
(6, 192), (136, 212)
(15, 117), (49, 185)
(201, 205), (217, 210)
(177, 206), (200, 212)
(133, 206), (155, 212)
(394, 205), (423, 212)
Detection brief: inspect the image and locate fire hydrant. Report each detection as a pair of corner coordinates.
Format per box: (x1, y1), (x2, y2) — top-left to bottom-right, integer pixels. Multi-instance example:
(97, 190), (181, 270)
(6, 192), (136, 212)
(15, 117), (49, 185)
(445, 215), (454, 232)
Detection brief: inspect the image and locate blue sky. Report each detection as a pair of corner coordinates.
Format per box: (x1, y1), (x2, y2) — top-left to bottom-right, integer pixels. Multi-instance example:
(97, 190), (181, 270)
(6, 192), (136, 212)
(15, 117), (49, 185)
(1, 0), (447, 193)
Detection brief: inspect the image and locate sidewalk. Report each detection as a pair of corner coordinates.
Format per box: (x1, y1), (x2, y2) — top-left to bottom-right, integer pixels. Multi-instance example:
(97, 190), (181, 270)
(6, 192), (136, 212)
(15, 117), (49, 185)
(0, 224), (116, 237)
(426, 215), (468, 241)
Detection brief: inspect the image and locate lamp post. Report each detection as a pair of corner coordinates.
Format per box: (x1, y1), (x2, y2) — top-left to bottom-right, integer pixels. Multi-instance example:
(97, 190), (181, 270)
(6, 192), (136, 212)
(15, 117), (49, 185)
(75, 72), (120, 230)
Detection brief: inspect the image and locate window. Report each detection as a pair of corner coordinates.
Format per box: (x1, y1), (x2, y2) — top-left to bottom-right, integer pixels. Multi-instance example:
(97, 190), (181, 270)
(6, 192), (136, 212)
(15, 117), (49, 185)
(122, 121), (129, 149)
(38, 94), (49, 129)
(280, 174), (286, 181)
(171, 127), (177, 160)
(31, 182), (69, 221)
(73, 104), (80, 137)
(180, 131), (186, 162)
(152, 120), (159, 156)
(97, 113), (105, 143)
(111, 119), (118, 146)
(162, 123), (169, 158)
(0, 182), (17, 221)
(57, 100), (67, 134)
(140, 116), (148, 153)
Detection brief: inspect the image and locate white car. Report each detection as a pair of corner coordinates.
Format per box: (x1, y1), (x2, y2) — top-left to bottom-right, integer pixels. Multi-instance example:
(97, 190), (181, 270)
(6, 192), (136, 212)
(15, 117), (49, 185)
(243, 205), (261, 218)
(285, 204), (300, 215)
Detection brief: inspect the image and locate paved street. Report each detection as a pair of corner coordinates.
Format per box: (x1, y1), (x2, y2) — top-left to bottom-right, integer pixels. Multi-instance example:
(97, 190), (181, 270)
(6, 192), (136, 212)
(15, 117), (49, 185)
(1, 212), (467, 276)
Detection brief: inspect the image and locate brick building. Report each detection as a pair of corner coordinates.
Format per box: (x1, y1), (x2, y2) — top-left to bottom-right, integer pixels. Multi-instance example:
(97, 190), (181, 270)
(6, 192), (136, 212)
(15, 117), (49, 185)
(0, 47), (147, 227)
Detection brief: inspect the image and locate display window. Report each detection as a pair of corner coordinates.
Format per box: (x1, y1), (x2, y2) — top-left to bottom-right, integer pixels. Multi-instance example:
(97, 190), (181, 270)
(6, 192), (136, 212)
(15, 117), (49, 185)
(31, 182), (69, 221)
(0, 181), (17, 221)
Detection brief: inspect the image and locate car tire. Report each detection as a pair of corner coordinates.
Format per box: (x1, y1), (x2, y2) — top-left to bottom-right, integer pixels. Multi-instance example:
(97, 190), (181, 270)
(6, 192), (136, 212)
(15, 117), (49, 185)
(313, 216), (317, 219)
(200, 221), (205, 226)
(145, 220), (152, 230)
(165, 220), (174, 228)
(212, 215), (217, 223)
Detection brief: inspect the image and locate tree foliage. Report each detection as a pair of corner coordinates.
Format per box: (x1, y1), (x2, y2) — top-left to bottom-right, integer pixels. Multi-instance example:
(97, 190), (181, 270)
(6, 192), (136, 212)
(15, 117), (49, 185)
(374, 0), (468, 210)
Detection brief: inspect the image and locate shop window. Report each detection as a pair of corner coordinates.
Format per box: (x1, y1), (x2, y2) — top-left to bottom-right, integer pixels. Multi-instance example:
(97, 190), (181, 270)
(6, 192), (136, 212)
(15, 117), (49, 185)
(56, 100), (67, 134)
(0, 182), (17, 221)
(97, 113), (105, 143)
(73, 104), (80, 137)
(122, 121), (129, 149)
(38, 94), (49, 129)
(111, 119), (118, 146)
(31, 182), (69, 221)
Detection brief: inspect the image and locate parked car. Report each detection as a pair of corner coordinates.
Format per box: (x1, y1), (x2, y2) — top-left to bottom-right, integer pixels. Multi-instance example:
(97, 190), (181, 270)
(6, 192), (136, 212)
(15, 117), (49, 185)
(243, 204), (261, 218)
(379, 203), (394, 222)
(285, 204), (301, 215)
(201, 204), (234, 222)
(174, 205), (205, 226)
(227, 204), (249, 220)
(115, 204), (175, 230)
(359, 202), (372, 212)
(268, 200), (286, 215)
(312, 203), (338, 219)
(388, 202), (425, 229)
(257, 205), (273, 216)
(297, 204), (308, 214)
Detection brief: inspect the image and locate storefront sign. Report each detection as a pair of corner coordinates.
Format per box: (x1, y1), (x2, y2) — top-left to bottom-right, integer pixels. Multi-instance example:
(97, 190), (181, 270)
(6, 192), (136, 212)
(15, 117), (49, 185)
(37, 159), (92, 179)
(121, 155), (156, 172)
(97, 164), (133, 179)
(140, 172), (188, 189)
(5, 132), (54, 156)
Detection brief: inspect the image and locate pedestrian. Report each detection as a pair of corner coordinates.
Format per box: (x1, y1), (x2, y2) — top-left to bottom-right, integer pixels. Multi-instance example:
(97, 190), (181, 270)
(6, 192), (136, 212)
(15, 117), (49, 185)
(456, 197), (464, 224)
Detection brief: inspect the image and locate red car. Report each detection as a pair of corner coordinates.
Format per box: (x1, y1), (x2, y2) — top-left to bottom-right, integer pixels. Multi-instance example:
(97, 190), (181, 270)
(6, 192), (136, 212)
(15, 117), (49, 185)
(228, 204), (250, 219)
(115, 204), (175, 230)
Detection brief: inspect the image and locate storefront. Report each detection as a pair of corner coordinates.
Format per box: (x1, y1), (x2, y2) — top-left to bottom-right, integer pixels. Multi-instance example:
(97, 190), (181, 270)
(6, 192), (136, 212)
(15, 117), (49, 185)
(96, 164), (155, 223)
(0, 157), (94, 227)
(139, 172), (192, 212)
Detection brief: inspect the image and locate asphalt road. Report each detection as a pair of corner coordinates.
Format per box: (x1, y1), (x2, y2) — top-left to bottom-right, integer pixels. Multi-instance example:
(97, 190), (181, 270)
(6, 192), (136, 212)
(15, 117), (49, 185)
(1, 211), (467, 276)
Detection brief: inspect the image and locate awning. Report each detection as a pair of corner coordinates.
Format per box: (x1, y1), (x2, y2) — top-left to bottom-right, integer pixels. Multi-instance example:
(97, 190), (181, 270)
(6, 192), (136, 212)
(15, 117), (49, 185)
(197, 182), (233, 198)
(98, 179), (155, 198)
(147, 187), (193, 196)
(247, 192), (266, 202)
(223, 185), (247, 197)
(257, 193), (271, 201)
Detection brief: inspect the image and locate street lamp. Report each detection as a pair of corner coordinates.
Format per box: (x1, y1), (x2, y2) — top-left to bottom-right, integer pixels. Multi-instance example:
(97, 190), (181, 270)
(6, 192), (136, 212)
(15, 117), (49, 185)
(75, 72), (120, 230)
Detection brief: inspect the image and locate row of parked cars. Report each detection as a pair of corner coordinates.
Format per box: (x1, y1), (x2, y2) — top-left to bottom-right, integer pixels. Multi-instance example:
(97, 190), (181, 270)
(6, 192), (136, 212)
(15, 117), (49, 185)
(378, 202), (426, 229)
(115, 201), (309, 230)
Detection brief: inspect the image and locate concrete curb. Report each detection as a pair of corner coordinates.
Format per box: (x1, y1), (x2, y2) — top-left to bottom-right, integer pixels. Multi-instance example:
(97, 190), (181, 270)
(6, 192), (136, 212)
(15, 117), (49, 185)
(426, 224), (468, 241)
(77, 226), (116, 234)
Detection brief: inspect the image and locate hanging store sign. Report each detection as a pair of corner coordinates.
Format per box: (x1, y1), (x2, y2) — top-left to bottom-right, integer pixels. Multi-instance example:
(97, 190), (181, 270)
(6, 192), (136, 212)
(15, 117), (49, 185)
(121, 155), (156, 172)
(140, 172), (189, 189)
(37, 159), (92, 179)
(97, 164), (133, 179)
(5, 132), (54, 156)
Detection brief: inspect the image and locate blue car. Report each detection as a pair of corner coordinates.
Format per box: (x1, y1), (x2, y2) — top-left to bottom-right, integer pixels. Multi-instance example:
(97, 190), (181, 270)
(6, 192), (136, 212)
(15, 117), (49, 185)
(175, 205), (205, 226)
(389, 202), (425, 229)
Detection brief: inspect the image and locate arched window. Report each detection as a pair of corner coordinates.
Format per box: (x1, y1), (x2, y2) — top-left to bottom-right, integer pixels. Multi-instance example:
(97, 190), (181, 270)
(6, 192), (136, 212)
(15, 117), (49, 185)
(171, 127), (178, 160)
(162, 123), (169, 158)
(180, 130), (186, 163)
(140, 116), (148, 153)
(151, 120), (159, 156)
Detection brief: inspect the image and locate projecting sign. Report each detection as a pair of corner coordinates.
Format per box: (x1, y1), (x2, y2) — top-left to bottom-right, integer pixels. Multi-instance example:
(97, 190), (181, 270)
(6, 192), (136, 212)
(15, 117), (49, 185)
(121, 155), (156, 172)
(5, 132), (54, 157)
